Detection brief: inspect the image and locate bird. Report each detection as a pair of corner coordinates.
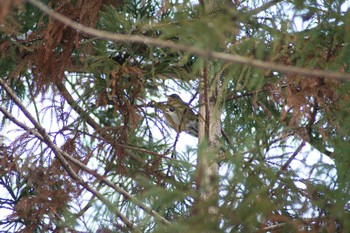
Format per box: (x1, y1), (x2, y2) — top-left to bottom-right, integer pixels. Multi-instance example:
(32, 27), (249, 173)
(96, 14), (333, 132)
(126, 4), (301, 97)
(163, 94), (198, 137)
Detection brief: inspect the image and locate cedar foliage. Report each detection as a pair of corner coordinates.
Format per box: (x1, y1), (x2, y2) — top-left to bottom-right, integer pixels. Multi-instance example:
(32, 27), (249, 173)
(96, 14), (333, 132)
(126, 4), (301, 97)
(0, 0), (350, 232)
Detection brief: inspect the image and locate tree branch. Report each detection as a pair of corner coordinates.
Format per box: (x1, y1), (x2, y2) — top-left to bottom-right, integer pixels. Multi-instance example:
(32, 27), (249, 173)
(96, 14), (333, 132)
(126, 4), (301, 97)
(243, 0), (282, 18)
(55, 81), (146, 165)
(58, 145), (172, 226)
(0, 82), (171, 227)
(0, 106), (43, 141)
(0, 78), (141, 232)
(26, 0), (350, 81)
(281, 140), (306, 171)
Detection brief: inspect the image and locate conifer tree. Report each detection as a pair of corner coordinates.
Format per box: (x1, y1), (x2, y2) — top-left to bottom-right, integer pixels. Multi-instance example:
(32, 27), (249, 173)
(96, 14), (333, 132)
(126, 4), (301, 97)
(0, 0), (349, 232)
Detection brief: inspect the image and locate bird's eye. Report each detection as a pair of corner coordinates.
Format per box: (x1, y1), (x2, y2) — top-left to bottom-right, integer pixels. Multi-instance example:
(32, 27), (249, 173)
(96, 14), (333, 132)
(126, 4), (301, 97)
(169, 106), (175, 112)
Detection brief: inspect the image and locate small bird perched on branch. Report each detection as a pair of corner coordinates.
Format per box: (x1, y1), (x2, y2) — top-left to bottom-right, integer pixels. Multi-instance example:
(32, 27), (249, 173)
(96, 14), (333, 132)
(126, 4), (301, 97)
(163, 94), (198, 137)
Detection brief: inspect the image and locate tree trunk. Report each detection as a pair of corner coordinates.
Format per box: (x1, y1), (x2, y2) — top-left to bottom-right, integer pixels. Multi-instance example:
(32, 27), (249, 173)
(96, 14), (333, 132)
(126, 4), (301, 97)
(195, 62), (222, 231)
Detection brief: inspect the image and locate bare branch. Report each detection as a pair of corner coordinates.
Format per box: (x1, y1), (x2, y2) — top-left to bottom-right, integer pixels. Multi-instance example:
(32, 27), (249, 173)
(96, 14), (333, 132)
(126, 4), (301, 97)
(26, 0), (350, 81)
(281, 140), (306, 171)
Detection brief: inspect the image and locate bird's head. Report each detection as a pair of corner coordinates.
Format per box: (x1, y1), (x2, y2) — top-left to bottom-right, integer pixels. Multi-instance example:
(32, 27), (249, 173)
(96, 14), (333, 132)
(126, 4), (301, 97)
(167, 94), (181, 101)
(167, 94), (183, 106)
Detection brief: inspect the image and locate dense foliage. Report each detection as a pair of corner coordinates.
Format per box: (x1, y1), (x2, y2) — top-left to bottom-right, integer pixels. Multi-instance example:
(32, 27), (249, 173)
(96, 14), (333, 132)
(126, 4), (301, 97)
(0, 0), (349, 232)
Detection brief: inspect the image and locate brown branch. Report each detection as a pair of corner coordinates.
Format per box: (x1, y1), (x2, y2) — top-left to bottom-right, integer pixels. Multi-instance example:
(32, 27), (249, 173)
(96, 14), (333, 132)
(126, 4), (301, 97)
(26, 0), (350, 81)
(58, 147), (172, 226)
(0, 87), (171, 226)
(55, 81), (145, 165)
(281, 140), (306, 171)
(55, 82), (101, 131)
(0, 106), (43, 140)
(0, 78), (140, 232)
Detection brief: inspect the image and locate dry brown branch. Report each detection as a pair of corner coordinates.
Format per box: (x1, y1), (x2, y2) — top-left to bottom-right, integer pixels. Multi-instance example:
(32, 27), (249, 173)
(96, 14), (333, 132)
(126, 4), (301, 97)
(0, 78), (141, 232)
(0, 79), (171, 227)
(55, 81), (146, 165)
(0, 106), (43, 140)
(26, 0), (350, 81)
(57, 144), (172, 226)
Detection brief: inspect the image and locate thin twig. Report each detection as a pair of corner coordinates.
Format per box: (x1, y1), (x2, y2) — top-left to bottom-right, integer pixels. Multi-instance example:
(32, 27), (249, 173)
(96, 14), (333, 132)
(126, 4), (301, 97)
(266, 140), (306, 194)
(165, 132), (180, 178)
(243, 0), (282, 18)
(26, 0), (350, 81)
(226, 84), (289, 101)
(281, 140), (306, 171)
(262, 222), (286, 231)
